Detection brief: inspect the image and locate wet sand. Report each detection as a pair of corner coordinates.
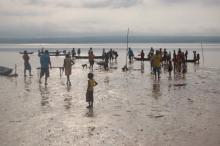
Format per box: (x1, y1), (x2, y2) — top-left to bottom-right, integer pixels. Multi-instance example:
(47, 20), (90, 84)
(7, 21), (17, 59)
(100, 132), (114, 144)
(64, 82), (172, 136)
(0, 48), (220, 146)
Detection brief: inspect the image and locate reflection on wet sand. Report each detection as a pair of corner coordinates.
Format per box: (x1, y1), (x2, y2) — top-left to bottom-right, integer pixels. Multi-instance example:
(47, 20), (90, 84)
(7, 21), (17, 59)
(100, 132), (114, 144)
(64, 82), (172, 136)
(39, 85), (50, 107)
(64, 97), (72, 110)
(24, 76), (32, 92)
(86, 108), (94, 117)
(152, 80), (161, 99)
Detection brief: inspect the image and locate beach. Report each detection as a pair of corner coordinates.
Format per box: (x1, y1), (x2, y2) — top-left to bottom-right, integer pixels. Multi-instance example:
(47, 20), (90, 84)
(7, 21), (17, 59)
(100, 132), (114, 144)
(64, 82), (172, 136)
(0, 43), (220, 146)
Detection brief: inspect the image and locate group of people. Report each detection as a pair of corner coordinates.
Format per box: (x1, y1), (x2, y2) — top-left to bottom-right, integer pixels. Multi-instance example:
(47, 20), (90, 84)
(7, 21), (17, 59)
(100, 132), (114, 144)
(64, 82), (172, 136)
(147, 48), (200, 79)
(102, 49), (118, 70)
(22, 49), (97, 109)
(71, 48), (81, 57)
(22, 47), (200, 108)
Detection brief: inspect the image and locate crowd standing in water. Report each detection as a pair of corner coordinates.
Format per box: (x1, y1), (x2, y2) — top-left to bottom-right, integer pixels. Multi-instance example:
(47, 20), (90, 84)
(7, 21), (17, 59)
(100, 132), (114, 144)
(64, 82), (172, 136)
(21, 47), (200, 108)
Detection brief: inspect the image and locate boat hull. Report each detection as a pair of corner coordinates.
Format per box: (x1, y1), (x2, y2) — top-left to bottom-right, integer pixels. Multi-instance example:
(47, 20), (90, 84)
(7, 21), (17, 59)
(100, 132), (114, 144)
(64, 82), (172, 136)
(0, 66), (13, 76)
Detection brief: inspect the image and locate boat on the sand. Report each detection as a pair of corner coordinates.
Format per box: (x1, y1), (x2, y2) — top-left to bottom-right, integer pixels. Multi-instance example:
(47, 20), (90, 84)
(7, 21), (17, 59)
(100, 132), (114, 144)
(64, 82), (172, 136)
(19, 52), (34, 54)
(75, 56), (103, 59)
(134, 57), (150, 61)
(0, 66), (13, 76)
(134, 57), (199, 63)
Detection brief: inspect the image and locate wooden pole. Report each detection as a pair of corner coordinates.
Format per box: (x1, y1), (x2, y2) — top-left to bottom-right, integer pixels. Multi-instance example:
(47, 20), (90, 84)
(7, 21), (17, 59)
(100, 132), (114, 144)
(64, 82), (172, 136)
(201, 41), (204, 65)
(126, 28), (129, 68)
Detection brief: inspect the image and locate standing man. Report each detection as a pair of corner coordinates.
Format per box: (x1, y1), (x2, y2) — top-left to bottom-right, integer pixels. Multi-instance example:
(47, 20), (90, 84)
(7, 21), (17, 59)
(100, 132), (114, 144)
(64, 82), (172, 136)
(23, 50), (32, 77)
(152, 50), (161, 79)
(39, 50), (52, 85)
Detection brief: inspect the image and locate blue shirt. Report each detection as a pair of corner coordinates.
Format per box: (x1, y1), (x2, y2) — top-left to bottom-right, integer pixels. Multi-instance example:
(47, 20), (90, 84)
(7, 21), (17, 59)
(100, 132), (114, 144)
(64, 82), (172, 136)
(40, 53), (51, 69)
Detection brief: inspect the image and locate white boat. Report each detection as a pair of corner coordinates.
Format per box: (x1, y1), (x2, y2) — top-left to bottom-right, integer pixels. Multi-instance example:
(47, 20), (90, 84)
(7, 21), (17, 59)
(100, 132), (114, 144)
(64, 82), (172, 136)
(0, 66), (13, 76)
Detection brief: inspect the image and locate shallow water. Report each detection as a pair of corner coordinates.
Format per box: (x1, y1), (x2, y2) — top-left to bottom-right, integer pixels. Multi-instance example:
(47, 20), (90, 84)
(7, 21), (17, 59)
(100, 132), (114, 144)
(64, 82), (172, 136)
(0, 44), (220, 146)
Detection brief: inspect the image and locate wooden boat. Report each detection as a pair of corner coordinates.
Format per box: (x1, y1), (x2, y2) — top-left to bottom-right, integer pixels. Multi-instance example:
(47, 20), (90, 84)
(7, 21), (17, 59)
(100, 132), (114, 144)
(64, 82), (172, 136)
(0, 66), (13, 76)
(134, 57), (150, 61)
(135, 57), (199, 63)
(38, 52), (66, 57)
(19, 52), (34, 54)
(186, 59), (199, 63)
(75, 56), (103, 59)
(96, 61), (105, 66)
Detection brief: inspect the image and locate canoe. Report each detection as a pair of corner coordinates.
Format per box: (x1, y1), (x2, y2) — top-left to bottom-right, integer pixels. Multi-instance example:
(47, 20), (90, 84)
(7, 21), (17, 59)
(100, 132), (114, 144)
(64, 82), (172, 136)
(135, 57), (199, 63)
(134, 57), (150, 61)
(0, 66), (13, 76)
(19, 52), (34, 54)
(186, 59), (199, 63)
(75, 56), (103, 59)
(38, 53), (66, 57)
(96, 61), (105, 66)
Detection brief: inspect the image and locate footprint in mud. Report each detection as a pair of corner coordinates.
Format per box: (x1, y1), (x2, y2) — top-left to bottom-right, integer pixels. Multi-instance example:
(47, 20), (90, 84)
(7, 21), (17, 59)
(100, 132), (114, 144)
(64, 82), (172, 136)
(88, 126), (96, 136)
(86, 108), (94, 117)
(64, 98), (72, 109)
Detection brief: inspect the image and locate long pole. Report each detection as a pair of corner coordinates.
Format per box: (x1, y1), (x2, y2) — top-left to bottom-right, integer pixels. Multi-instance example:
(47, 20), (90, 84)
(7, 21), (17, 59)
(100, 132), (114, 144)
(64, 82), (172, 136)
(126, 28), (129, 67)
(201, 41), (204, 65)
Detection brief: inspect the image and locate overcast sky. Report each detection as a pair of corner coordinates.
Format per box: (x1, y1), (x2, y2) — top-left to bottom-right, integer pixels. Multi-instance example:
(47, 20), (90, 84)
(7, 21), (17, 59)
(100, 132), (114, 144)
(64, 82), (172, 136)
(0, 0), (220, 37)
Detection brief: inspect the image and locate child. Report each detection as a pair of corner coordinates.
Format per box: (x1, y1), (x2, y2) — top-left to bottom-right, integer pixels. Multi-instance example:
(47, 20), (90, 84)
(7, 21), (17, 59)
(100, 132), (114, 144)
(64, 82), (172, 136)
(86, 73), (98, 108)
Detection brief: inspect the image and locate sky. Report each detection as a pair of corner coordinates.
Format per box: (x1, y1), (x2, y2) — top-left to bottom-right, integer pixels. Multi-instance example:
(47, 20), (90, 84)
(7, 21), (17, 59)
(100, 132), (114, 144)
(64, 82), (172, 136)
(0, 0), (220, 38)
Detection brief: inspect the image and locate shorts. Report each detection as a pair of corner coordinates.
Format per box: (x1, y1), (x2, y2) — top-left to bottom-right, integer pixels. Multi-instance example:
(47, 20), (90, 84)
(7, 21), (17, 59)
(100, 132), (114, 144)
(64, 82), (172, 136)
(86, 90), (93, 102)
(40, 68), (49, 77)
(89, 60), (94, 66)
(24, 63), (31, 70)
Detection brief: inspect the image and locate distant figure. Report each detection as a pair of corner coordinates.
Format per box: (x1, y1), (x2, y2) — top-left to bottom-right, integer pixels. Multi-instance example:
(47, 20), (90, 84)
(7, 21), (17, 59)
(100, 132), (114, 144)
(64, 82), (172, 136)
(168, 60), (173, 76)
(104, 52), (109, 70)
(173, 50), (177, 73)
(102, 48), (106, 59)
(39, 50), (52, 85)
(109, 49), (113, 62)
(86, 73), (98, 108)
(197, 53), (200, 63)
(77, 48), (81, 56)
(113, 50), (118, 61)
(193, 51), (197, 60)
(89, 51), (95, 69)
(23, 50), (32, 77)
(55, 50), (59, 56)
(88, 48), (93, 55)
(152, 50), (161, 79)
(63, 54), (74, 85)
(72, 48), (76, 58)
(128, 48), (134, 62)
(140, 50), (145, 62)
(185, 50), (188, 61)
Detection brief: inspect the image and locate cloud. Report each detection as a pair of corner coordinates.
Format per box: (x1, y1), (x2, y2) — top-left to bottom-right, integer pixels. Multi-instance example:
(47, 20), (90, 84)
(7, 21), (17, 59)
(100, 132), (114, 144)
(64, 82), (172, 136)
(82, 0), (143, 8)
(157, 0), (220, 6)
(0, 0), (220, 37)
(15, 0), (143, 8)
